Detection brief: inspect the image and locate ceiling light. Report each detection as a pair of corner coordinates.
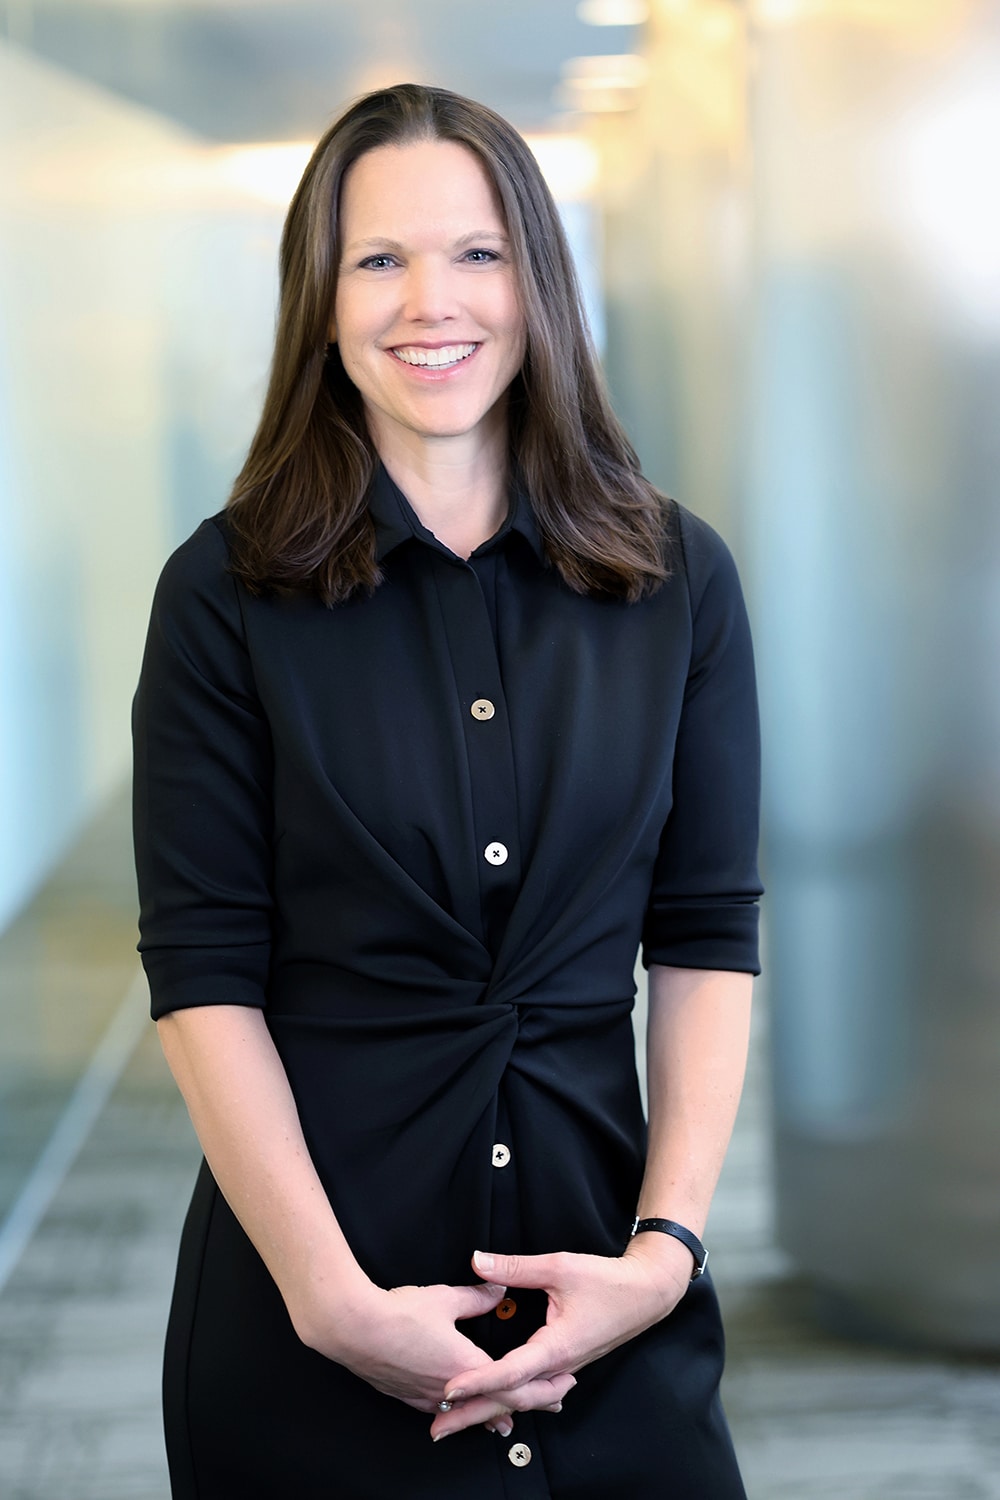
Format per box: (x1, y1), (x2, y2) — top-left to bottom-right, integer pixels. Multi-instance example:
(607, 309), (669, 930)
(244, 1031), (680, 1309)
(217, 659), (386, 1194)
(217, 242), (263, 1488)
(886, 54), (1000, 333)
(751, 0), (818, 21)
(561, 53), (649, 89)
(576, 0), (649, 24)
(752, 0), (954, 24)
(210, 142), (315, 207)
(523, 134), (599, 201)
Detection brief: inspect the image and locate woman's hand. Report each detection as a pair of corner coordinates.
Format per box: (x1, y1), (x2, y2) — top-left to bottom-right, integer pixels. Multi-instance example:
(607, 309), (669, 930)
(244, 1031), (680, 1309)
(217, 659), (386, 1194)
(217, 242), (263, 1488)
(294, 1276), (576, 1425)
(296, 1277), (499, 1408)
(429, 1239), (692, 1440)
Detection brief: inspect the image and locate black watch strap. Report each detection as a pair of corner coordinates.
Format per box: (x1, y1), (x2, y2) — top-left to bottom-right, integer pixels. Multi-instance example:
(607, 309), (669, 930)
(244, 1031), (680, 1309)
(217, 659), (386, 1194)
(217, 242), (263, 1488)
(629, 1217), (709, 1279)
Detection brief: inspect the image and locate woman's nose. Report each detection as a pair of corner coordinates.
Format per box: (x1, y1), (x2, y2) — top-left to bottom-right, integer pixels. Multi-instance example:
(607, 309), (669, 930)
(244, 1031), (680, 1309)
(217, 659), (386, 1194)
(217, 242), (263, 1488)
(402, 258), (459, 324)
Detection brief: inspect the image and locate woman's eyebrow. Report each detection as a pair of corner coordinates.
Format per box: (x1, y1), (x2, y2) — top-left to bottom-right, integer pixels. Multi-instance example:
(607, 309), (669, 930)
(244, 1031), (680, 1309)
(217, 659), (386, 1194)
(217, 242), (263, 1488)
(343, 237), (405, 253)
(343, 230), (510, 254)
(453, 231), (510, 246)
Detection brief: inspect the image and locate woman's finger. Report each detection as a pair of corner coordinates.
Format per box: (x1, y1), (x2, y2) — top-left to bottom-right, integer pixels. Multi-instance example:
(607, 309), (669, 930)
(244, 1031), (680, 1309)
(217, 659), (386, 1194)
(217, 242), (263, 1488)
(472, 1249), (566, 1288)
(444, 1329), (567, 1403)
(433, 1395), (509, 1437)
(507, 1370), (576, 1410)
(432, 1371), (576, 1439)
(447, 1280), (508, 1320)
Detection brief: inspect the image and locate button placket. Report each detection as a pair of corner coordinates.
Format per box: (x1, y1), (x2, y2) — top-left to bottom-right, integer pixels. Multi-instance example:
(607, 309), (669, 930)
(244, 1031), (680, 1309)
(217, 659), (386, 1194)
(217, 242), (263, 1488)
(430, 564), (521, 947)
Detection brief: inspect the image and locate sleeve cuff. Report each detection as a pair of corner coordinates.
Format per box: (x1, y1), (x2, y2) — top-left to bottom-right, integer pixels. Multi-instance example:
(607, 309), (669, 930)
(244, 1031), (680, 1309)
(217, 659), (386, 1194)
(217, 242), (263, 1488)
(140, 945), (270, 1020)
(641, 900), (761, 975)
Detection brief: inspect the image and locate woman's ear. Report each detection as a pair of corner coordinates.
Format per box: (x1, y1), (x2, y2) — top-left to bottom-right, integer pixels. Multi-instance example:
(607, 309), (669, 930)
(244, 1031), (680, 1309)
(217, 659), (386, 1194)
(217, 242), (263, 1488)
(327, 314), (337, 344)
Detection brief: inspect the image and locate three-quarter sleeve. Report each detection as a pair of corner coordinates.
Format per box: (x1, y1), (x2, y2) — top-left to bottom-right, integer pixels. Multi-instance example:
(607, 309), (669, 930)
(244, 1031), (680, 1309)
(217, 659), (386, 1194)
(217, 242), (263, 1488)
(641, 508), (763, 974)
(132, 518), (274, 1019)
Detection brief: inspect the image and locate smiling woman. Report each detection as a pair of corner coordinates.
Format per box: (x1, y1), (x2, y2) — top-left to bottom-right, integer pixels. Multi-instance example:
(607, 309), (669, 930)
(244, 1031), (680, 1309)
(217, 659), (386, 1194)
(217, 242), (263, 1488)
(223, 83), (669, 604)
(133, 82), (762, 1500)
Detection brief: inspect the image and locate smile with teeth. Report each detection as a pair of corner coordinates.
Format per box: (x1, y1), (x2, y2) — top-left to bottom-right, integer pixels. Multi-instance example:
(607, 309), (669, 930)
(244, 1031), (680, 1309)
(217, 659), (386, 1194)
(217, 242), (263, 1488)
(391, 343), (478, 369)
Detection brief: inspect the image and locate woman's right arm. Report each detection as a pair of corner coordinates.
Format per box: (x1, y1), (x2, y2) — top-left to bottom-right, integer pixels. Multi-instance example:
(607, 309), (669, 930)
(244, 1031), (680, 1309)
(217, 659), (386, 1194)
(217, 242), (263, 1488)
(156, 1003), (370, 1337)
(157, 1002), (529, 1413)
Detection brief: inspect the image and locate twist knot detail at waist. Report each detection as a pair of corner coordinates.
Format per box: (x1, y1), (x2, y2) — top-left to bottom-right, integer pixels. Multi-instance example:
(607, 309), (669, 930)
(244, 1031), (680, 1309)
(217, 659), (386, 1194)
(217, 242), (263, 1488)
(265, 960), (637, 1030)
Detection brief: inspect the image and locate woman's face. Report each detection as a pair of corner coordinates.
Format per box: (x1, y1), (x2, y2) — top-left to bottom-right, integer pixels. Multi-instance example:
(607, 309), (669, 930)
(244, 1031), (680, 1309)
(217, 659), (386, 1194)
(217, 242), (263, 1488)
(331, 139), (527, 459)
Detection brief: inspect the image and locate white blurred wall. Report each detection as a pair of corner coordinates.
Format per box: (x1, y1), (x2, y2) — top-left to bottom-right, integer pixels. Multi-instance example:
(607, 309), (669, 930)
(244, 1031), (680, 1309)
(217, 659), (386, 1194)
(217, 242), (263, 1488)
(0, 42), (282, 928)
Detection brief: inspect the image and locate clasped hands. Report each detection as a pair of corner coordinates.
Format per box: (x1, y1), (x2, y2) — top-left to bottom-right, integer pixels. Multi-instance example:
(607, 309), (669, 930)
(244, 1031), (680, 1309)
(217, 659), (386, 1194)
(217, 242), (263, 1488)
(309, 1240), (692, 1441)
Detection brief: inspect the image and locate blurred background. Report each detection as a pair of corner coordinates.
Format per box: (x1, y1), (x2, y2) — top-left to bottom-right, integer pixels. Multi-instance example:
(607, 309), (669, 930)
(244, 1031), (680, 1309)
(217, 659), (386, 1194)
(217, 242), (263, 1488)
(1, 1), (999, 1495)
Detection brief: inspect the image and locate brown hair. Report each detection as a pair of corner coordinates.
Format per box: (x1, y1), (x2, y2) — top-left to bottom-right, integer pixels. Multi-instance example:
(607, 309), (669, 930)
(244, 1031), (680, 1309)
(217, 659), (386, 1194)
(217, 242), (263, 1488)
(226, 83), (670, 604)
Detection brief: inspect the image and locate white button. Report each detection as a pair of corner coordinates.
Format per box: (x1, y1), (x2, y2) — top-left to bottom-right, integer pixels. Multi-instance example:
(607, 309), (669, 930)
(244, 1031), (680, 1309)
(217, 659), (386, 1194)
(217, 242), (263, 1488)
(471, 698), (496, 721)
(508, 1443), (532, 1468)
(485, 842), (508, 866)
(492, 1143), (511, 1168)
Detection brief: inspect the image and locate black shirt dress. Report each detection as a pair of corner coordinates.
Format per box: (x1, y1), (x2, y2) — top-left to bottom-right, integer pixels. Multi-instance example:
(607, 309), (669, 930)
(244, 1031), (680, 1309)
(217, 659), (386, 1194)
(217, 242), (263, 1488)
(132, 467), (762, 1500)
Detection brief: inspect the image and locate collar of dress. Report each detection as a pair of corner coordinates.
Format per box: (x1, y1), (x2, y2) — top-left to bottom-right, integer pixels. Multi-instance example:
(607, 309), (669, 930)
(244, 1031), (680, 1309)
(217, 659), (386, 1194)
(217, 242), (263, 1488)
(367, 463), (546, 567)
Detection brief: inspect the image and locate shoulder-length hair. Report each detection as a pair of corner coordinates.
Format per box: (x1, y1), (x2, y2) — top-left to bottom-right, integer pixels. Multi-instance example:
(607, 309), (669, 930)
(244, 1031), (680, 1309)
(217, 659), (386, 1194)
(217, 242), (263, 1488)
(226, 83), (670, 604)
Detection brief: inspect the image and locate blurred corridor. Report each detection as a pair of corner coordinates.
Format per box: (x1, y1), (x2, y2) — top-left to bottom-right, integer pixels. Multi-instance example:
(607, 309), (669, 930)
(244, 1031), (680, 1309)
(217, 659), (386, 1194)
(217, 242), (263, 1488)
(2, 2), (999, 1495)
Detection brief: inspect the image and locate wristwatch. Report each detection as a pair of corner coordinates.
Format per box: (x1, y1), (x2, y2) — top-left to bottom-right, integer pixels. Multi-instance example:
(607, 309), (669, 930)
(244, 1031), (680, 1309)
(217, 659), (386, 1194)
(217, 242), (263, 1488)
(630, 1216), (709, 1279)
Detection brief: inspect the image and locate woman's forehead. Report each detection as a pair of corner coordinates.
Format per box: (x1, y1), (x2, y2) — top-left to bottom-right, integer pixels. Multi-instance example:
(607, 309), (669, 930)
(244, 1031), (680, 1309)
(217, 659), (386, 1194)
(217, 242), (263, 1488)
(339, 139), (508, 242)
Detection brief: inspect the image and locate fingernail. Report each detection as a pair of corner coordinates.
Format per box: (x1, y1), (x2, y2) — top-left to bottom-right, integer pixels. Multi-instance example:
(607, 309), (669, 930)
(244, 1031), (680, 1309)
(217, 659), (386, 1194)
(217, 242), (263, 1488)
(494, 1421), (513, 1438)
(432, 1431), (451, 1443)
(473, 1250), (495, 1273)
(444, 1389), (465, 1403)
(548, 1402), (563, 1413)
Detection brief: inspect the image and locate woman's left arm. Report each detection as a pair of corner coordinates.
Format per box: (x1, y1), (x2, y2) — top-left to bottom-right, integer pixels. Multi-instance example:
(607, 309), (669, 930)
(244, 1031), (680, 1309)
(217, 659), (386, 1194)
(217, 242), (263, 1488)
(431, 962), (753, 1438)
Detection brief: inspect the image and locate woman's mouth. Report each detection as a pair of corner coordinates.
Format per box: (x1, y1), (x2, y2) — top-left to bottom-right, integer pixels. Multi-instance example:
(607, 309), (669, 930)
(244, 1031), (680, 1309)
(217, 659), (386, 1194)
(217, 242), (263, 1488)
(390, 343), (479, 370)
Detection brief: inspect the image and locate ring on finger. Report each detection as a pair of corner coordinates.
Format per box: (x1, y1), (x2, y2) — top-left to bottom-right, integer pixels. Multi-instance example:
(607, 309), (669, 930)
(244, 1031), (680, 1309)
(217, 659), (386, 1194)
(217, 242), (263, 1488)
(437, 1400), (453, 1413)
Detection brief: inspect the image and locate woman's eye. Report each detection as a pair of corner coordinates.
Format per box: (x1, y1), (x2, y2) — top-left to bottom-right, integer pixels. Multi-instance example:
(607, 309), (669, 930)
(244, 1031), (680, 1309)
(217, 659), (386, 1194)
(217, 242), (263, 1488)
(359, 254), (398, 271)
(462, 249), (500, 264)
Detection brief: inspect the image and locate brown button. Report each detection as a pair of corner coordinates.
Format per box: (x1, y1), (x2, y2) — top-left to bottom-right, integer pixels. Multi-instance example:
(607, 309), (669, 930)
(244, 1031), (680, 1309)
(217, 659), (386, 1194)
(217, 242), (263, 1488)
(496, 1298), (517, 1320)
(470, 698), (496, 721)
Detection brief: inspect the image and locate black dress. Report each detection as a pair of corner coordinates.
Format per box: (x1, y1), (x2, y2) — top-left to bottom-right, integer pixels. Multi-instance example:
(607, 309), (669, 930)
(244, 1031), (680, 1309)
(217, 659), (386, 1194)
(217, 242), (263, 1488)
(132, 468), (762, 1499)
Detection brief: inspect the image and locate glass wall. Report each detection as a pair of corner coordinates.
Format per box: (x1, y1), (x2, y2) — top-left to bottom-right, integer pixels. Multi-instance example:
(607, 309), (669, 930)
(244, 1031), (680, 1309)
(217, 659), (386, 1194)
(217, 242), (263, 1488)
(0, 41), (283, 930)
(598, 0), (1000, 1348)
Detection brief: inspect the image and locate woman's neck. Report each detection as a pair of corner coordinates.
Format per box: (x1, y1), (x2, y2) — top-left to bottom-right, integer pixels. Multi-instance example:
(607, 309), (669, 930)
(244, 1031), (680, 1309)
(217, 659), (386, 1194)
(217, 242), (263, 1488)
(369, 417), (510, 560)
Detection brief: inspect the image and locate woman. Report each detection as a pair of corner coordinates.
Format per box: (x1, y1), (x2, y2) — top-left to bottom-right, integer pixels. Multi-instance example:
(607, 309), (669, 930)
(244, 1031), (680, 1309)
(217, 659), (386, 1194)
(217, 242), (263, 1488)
(133, 83), (762, 1499)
